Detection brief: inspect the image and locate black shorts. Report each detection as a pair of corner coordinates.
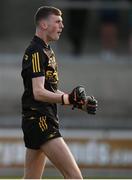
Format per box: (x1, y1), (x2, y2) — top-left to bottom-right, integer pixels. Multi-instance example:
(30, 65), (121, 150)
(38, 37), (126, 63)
(22, 113), (62, 150)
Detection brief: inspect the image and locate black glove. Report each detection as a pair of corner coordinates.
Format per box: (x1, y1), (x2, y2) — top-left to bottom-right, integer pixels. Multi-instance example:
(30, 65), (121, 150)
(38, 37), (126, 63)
(62, 86), (87, 105)
(74, 96), (98, 114)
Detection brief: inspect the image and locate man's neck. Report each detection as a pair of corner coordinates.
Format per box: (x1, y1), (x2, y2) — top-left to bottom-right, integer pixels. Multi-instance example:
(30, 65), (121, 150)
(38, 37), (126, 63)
(35, 30), (49, 46)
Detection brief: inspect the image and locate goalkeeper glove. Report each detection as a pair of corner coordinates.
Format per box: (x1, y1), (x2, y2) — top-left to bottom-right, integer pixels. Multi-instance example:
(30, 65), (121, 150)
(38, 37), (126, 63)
(73, 96), (98, 114)
(61, 86), (86, 106)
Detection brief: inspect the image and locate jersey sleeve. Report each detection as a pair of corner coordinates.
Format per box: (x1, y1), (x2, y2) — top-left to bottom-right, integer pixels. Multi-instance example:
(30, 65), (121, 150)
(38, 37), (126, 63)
(30, 49), (46, 78)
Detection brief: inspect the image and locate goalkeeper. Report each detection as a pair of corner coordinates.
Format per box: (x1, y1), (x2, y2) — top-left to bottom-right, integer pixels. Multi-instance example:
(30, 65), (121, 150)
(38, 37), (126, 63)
(21, 6), (97, 179)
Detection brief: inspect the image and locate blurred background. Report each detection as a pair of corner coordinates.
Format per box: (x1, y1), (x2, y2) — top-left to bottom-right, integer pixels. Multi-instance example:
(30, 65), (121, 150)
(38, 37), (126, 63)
(0, 0), (132, 178)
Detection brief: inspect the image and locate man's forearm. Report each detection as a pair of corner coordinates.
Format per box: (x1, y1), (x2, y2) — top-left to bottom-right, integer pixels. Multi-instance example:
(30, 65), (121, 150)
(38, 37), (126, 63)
(56, 89), (65, 95)
(33, 88), (63, 103)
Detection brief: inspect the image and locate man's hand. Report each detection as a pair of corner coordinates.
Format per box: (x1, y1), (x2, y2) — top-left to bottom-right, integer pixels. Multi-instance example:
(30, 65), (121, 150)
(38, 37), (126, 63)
(74, 96), (98, 115)
(62, 86), (87, 105)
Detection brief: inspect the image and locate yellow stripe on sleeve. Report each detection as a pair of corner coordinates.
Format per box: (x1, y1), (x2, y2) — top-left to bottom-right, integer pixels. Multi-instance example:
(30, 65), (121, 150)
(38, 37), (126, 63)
(37, 52), (41, 72)
(32, 54), (35, 73)
(32, 52), (41, 73)
(34, 53), (38, 72)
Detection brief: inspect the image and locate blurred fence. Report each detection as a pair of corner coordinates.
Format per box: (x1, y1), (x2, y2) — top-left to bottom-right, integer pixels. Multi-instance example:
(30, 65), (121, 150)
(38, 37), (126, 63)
(0, 54), (132, 128)
(0, 0), (132, 54)
(48, 0), (132, 9)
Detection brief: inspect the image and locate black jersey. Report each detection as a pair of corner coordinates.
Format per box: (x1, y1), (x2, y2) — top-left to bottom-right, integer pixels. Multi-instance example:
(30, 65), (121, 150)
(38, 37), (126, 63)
(21, 35), (59, 121)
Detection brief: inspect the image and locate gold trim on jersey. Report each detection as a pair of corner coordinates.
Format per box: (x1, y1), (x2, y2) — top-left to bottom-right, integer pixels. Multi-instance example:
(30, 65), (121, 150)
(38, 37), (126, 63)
(39, 116), (48, 131)
(32, 52), (41, 73)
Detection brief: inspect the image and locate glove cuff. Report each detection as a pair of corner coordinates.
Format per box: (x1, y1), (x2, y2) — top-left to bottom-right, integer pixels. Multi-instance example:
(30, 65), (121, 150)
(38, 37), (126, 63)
(62, 94), (70, 105)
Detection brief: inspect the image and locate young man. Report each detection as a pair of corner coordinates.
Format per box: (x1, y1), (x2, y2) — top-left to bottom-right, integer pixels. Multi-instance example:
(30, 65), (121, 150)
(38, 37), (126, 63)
(21, 6), (97, 179)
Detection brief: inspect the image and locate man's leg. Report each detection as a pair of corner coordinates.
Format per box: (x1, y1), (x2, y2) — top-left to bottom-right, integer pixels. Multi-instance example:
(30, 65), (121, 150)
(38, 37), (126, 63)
(41, 137), (83, 179)
(24, 148), (46, 179)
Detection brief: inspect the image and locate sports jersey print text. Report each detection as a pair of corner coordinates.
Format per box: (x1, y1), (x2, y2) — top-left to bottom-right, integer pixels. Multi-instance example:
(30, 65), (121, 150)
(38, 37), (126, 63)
(45, 50), (58, 84)
(46, 58), (58, 83)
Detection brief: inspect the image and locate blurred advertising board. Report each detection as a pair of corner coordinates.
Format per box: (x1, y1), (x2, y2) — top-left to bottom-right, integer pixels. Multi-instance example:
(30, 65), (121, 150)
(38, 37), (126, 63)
(0, 129), (132, 168)
(67, 139), (132, 168)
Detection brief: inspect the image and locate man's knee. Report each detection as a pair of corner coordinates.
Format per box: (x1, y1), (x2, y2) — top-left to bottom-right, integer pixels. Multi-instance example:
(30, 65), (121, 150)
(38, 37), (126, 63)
(63, 168), (83, 179)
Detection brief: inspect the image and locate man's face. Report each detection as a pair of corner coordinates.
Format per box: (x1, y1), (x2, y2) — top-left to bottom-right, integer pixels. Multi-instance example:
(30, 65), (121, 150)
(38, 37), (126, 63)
(45, 14), (64, 41)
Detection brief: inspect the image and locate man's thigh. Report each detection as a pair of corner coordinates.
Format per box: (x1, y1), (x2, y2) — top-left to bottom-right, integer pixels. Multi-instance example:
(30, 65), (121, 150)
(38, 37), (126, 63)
(24, 148), (46, 179)
(40, 137), (82, 178)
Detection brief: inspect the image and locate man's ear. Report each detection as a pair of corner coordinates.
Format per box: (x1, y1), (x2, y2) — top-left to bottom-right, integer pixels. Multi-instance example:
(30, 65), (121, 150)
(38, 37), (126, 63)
(40, 19), (48, 30)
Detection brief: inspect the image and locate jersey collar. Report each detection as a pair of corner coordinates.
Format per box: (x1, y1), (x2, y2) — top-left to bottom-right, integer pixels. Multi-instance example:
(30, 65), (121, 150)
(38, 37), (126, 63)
(33, 35), (50, 49)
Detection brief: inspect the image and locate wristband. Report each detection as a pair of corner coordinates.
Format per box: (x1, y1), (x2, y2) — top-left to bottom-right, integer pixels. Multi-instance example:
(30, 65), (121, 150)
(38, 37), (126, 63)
(61, 94), (69, 105)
